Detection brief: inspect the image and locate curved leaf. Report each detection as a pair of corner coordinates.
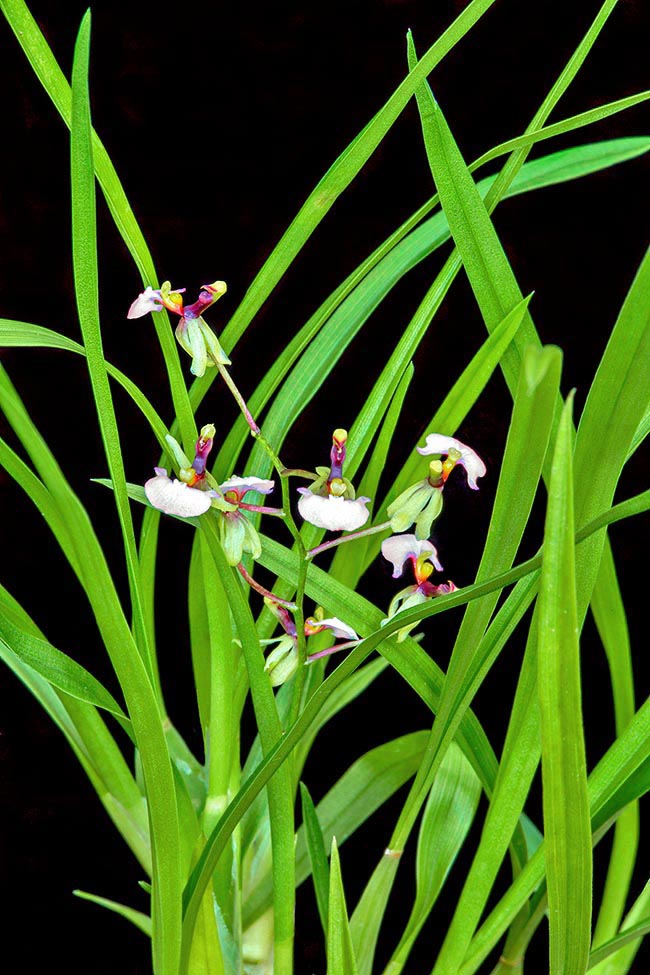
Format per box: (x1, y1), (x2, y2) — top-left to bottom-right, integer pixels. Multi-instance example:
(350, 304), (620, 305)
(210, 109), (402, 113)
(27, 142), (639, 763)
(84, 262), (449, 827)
(0, 617), (128, 725)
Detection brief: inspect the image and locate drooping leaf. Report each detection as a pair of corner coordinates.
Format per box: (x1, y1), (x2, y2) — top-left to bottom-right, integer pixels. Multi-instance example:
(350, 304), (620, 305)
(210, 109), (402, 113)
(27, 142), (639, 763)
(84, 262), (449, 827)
(0, 617), (128, 725)
(73, 890), (152, 937)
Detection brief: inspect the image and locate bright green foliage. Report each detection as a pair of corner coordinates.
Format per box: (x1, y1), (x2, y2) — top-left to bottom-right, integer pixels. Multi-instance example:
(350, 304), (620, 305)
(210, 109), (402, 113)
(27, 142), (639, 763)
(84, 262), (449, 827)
(327, 839), (358, 975)
(538, 395), (592, 975)
(300, 783), (331, 937)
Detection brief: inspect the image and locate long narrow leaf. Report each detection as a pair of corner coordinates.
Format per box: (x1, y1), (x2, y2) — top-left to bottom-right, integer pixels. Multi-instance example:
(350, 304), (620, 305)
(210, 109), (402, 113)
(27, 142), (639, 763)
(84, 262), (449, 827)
(300, 783), (330, 938)
(385, 745), (481, 975)
(590, 542), (639, 958)
(70, 18), (182, 975)
(327, 840), (358, 975)
(0, 618), (128, 725)
(0, 0), (196, 445)
(245, 731), (428, 928)
(537, 396), (591, 975)
(73, 890), (152, 938)
(214, 134), (650, 480)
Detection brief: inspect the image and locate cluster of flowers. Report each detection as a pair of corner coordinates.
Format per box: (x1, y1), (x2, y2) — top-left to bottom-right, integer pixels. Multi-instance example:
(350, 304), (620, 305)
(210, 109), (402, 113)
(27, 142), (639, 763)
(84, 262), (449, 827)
(129, 280), (486, 682)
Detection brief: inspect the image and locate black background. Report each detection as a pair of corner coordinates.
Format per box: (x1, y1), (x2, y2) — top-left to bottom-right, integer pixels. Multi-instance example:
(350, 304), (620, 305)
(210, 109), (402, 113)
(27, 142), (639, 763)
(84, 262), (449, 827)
(1, 1), (649, 972)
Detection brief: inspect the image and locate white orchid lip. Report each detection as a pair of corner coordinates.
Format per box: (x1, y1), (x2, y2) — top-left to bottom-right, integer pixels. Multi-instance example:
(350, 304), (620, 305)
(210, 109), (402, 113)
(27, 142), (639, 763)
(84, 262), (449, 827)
(381, 533), (443, 578)
(417, 434), (486, 490)
(297, 488), (371, 531)
(144, 468), (214, 518)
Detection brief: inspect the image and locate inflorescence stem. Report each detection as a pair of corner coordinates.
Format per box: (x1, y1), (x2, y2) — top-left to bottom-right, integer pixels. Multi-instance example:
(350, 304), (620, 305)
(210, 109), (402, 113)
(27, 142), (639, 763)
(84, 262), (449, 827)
(217, 362), (260, 434)
(236, 563), (296, 610)
(306, 638), (361, 663)
(306, 520), (392, 560)
(216, 359), (310, 725)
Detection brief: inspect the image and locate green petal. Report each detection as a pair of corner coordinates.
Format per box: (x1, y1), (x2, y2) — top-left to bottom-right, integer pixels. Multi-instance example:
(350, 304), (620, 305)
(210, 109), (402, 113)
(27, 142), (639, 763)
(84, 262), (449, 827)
(219, 514), (245, 566)
(184, 319), (208, 378)
(414, 489), (444, 539)
(241, 516), (263, 560)
(198, 317), (232, 366)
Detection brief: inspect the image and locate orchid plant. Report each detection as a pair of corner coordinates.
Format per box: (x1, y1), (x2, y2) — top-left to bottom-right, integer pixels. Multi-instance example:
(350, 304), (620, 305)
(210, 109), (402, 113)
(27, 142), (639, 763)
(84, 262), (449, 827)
(1, 2), (649, 975)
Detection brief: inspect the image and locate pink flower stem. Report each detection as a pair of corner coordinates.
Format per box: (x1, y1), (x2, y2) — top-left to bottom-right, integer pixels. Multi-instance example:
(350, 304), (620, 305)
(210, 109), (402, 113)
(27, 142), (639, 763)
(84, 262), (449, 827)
(306, 639), (361, 663)
(217, 363), (260, 434)
(306, 520), (392, 560)
(236, 562), (297, 610)
(238, 502), (286, 516)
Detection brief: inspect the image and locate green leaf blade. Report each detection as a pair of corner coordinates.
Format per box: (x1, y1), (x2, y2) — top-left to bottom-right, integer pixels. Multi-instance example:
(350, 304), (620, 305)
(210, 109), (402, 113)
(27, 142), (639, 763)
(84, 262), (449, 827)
(327, 839), (358, 975)
(73, 890), (152, 937)
(0, 618), (128, 724)
(300, 783), (331, 938)
(538, 395), (592, 975)
(385, 745), (481, 975)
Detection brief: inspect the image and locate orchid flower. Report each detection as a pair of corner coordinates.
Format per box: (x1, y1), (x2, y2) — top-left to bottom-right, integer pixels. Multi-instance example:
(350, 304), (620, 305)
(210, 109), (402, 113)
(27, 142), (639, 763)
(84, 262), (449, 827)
(381, 534), (456, 642)
(416, 434), (486, 490)
(297, 428), (371, 532)
(142, 422), (279, 563)
(217, 475), (277, 565)
(128, 279), (230, 377)
(263, 599), (360, 685)
(387, 433), (485, 539)
(144, 424), (220, 517)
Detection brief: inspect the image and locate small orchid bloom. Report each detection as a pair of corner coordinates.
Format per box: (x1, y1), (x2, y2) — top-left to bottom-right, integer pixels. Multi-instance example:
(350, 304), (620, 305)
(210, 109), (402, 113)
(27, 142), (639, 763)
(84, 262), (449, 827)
(144, 423), (219, 518)
(263, 599), (359, 684)
(297, 428), (371, 532)
(417, 434), (486, 490)
(381, 534), (443, 579)
(387, 433), (485, 539)
(127, 279), (230, 377)
(304, 615), (359, 642)
(144, 468), (215, 518)
(381, 533), (456, 642)
(217, 474), (277, 565)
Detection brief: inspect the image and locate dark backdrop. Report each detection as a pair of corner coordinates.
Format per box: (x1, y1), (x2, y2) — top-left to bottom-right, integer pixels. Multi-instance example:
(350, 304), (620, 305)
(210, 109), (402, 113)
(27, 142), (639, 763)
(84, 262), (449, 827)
(1, 1), (649, 972)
